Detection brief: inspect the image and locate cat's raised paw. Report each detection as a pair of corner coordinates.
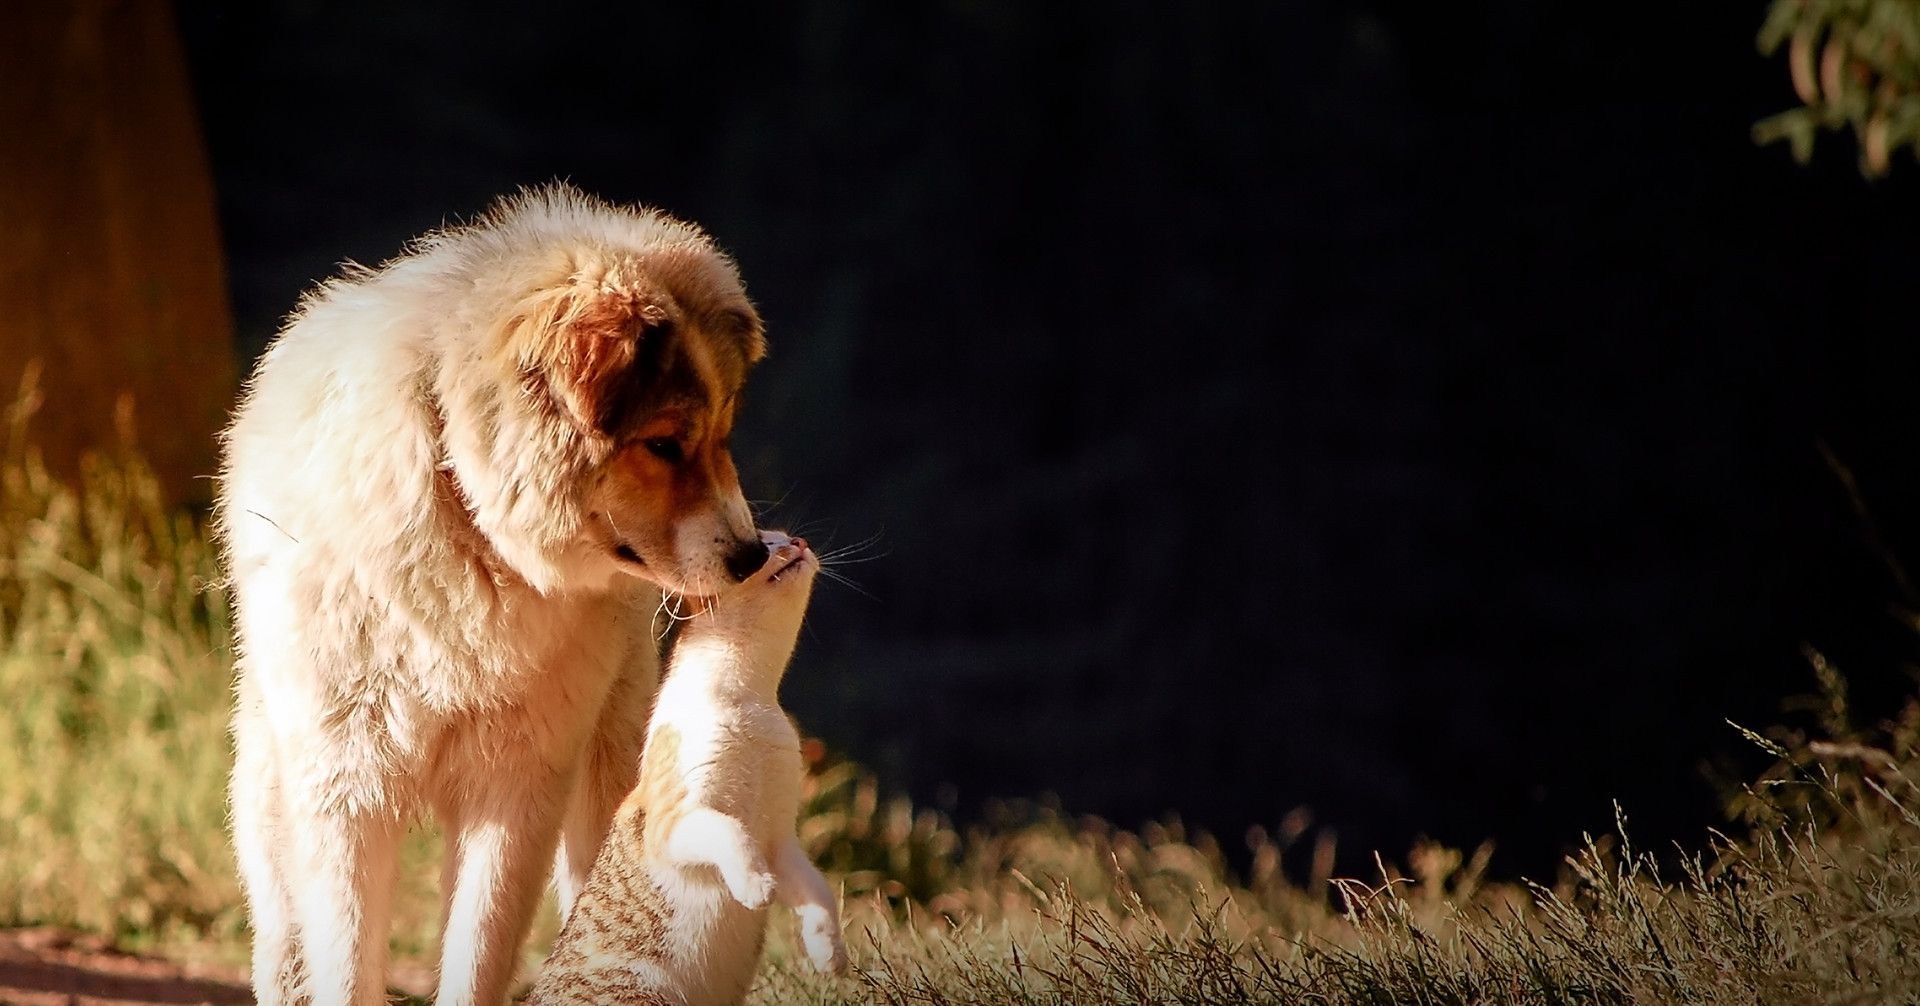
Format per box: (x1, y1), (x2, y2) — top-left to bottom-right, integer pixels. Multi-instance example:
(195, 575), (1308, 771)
(728, 868), (778, 910)
(805, 931), (849, 976)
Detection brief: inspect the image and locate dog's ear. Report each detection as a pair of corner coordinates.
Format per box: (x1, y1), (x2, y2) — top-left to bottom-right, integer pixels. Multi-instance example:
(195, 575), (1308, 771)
(495, 272), (668, 432)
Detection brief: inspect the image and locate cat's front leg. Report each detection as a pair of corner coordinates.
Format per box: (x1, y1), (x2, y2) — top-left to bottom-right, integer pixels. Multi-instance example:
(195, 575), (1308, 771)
(662, 807), (777, 909)
(774, 835), (847, 974)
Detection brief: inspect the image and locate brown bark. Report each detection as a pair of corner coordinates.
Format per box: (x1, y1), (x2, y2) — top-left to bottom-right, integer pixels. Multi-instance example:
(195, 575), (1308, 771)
(0, 0), (237, 506)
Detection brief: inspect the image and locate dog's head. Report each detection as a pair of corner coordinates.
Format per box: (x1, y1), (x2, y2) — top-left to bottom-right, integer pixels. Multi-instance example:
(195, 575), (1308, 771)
(437, 192), (773, 598)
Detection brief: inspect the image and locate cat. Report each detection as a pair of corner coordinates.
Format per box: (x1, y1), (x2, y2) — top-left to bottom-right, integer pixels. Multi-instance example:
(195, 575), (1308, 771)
(526, 532), (847, 1006)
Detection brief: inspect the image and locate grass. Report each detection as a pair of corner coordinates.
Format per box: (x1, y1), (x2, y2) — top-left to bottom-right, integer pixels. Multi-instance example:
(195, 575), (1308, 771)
(0, 393), (238, 950)
(0, 406), (1914, 1003)
(768, 738), (1920, 1004)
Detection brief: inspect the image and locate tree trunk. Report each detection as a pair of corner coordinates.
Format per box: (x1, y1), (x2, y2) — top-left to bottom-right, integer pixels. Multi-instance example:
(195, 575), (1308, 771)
(0, 0), (236, 506)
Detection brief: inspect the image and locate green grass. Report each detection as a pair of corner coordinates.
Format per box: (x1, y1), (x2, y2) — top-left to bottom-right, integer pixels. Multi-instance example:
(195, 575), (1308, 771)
(0, 405), (238, 950)
(0, 413), (1914, 1003)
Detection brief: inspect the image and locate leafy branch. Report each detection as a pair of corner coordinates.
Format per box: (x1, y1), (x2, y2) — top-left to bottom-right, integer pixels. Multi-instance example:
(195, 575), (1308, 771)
(1757, 0), (1920, 176)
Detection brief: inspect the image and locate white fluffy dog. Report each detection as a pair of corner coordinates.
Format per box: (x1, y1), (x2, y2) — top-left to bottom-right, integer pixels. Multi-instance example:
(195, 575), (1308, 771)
(217, 185), (776, 1006)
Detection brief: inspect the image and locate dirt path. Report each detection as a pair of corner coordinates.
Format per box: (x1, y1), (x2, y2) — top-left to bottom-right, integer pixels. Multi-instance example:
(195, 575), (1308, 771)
(0, 929), (250, 1006)
(0, 931), (456, 1006)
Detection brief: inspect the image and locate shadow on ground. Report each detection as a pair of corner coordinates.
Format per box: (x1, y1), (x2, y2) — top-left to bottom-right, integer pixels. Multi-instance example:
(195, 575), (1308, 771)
(0, 929), (250, 1006)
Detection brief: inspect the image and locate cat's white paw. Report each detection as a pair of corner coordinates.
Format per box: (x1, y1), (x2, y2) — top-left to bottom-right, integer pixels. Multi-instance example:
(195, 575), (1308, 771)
(804, 926), (849, 976)
(728, 868), (778, 910)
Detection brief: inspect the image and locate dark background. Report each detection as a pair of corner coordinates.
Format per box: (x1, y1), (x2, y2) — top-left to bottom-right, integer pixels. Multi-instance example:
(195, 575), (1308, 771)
(176, 1), (1920, 880)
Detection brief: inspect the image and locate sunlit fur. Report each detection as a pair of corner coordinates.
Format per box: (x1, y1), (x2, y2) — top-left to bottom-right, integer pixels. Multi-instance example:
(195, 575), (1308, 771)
(216, 185), (768, 1006)
(527, 537), (846, 1006)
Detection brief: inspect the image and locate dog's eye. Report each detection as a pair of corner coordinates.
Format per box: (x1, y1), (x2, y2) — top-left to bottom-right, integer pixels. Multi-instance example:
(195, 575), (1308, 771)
(643, 437), (685, 464)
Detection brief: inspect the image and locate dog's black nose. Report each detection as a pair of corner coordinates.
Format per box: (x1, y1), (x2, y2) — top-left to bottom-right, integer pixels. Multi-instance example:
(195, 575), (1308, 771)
(723, 538), (769, 582)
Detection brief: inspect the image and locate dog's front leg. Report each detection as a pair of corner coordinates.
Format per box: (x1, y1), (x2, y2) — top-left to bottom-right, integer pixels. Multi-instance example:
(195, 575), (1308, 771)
(552, 653), (653, 917)
(437, 763), (572, 1006)
(281, 802), (402, 1006)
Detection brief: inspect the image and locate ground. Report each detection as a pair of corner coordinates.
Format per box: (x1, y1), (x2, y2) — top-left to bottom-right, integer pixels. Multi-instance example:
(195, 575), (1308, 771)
(0, 932), (444, 1006)
(0, 930), (248, 1006)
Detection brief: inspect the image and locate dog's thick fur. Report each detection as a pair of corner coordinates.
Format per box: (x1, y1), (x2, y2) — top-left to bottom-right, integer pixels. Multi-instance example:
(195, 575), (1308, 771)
(217, 186), (773, 1006)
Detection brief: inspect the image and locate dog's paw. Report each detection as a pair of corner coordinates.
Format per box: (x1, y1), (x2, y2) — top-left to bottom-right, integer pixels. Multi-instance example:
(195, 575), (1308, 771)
(727, 868), (778, 910)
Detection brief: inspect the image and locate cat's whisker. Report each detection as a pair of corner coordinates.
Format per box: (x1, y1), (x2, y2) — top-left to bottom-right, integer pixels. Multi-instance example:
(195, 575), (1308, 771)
(652, 588), (675, 640)
(816, 567), (878, 601)
(747, 486), (797, 520)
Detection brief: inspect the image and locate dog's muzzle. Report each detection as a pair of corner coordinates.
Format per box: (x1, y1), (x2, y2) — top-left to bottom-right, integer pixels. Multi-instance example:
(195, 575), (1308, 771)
(723, 538), (769, 582)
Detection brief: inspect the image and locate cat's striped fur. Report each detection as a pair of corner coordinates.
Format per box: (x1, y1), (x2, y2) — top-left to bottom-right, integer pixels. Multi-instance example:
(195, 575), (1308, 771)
(526, 536), (846, 1006)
